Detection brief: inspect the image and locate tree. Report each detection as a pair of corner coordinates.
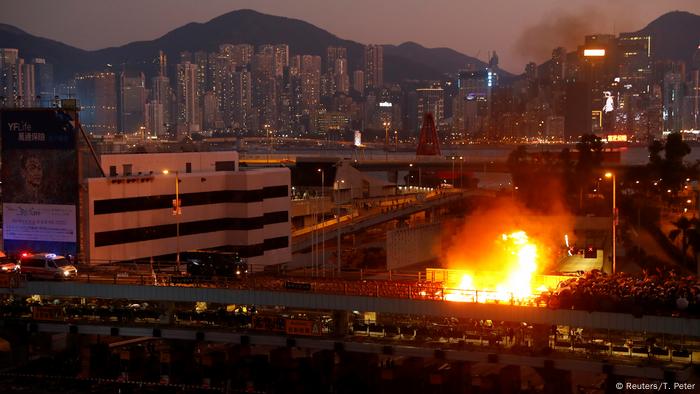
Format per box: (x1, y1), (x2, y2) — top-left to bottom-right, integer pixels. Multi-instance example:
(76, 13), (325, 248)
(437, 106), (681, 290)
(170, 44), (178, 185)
(648, 133), (694, 195)
(669, 216), (700, 267)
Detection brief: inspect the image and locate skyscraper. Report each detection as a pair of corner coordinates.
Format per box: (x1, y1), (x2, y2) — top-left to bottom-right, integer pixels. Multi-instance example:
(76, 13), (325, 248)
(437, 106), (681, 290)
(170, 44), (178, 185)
(151, 75), (172, 127)
(119, 70), (146, 132)
(327, 46), (349, 95)
(273, 44), (289, 78)
(0, 48), (21, 107)
(202, 90), (220, 130)
(416, 87), (445, 128)
(252, 51), (277, 128)
(19, 61), (35, 107)
(194, 51), (209, 94)
(663, 71), (684, 132)
(32, 58), (54, 98)
(618, 33), (652, 94)
(353, 70), (365, 95)
(301, 55), (322, 113)
(551, 47), (567, 87)
(363, 45), (384, 90)
(145, 100), (165, 137)
(176, 62), (200, 134)
(75, 71), (118, 134)
(222, 65), (252, 129)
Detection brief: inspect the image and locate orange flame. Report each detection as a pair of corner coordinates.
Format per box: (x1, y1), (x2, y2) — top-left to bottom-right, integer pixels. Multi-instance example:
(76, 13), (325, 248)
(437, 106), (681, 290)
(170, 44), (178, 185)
(444, 231), (541, 303)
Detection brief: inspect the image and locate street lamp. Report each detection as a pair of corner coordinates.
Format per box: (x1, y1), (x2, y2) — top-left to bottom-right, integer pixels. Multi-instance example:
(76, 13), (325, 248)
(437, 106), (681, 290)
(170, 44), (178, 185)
(335, 179), (345, 276)
(163, 169), (181, 272)
(318, 168), (325, 276)
(264, 124), (272, 165)
(459, 156), (464, 188)
(383, 121), (391, 161)
(605, 171), (616, 274)
(451, 156), (456, 187)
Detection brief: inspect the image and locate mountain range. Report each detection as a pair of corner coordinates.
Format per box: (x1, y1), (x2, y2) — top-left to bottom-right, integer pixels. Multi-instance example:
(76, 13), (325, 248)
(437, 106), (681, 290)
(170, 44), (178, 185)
(1, 9), (699, 84)
(0, 9), (492, 84)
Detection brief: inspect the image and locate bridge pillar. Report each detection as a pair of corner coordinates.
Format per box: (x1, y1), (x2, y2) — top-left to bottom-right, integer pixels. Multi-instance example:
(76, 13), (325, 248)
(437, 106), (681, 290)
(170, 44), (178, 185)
(388, 170), (398, 184)
(334, 310), (350, 336)
(200, 349), (226, 387)
(481, 365), (521, 394)
(535, 365), (573, 394)
(445, 361), (473, 394)
(80, 342), (110, 378)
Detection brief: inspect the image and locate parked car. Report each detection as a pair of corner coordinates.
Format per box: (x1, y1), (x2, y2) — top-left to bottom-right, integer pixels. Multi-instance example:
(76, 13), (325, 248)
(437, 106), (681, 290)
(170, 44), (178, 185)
(20, 253), (77, 280)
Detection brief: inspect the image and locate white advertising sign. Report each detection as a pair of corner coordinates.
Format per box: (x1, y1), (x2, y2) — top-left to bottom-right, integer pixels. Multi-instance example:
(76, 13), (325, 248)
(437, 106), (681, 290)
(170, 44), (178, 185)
(3, 203), (76, 243)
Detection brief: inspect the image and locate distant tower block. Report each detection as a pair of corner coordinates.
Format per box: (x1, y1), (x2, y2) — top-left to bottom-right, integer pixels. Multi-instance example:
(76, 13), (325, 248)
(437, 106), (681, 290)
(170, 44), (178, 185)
(416, 112), (441, 156)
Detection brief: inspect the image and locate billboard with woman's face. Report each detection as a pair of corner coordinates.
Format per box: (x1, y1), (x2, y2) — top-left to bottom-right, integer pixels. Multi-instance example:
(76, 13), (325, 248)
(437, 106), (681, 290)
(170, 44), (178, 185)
(1, 109), (78, 255)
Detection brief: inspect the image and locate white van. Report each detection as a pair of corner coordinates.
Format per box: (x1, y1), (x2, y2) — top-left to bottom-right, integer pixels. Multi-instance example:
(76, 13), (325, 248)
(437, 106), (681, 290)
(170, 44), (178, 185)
(20, 253), (77, 280)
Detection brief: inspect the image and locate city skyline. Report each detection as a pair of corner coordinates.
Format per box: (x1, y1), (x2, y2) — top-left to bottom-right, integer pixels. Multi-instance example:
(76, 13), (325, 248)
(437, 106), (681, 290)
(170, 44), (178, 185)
(2, 0), (700, 72)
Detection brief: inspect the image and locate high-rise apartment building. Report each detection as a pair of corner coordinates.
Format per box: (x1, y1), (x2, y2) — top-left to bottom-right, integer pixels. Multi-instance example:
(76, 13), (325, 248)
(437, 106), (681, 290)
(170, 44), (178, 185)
(19, 61), (35, 107)
(353, 70), (365, 95)
(273, 44), (289, 78)
(0, 48), (21, 107)
(176, 62), (200, 133)
(301, 55), (322, 113)
(327, 46), (349, 95)
(363, 45), (384, 90)
(222, 66), (252, 129)
(252, 51), (277, 128)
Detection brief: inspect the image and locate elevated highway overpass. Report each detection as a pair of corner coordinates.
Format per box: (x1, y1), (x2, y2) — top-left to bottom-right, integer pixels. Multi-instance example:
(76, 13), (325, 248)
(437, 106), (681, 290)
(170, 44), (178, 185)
(2, 278), (698, 338)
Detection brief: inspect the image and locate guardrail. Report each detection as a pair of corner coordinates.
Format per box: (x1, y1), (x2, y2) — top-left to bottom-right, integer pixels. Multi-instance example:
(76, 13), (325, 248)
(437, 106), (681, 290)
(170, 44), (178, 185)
(1, 270), (698, 320)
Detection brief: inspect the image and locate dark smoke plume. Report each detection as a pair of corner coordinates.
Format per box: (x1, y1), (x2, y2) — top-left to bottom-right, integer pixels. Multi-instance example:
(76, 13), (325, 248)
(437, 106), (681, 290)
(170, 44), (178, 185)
(513, 8), (615, 65)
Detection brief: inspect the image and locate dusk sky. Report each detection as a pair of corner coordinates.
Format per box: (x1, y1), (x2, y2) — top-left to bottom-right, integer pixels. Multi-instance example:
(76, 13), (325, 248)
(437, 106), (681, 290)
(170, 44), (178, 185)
(2, 0), (700, 72)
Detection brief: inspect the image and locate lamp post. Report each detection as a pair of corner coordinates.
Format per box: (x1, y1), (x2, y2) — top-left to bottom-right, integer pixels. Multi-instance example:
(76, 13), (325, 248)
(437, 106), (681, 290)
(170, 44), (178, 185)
(383, 121), (391, 161)
(163, 169), (181, 272)
(318, 168), (325, 276)
(451, 156), (456, 187)
(265, 124), (271, 165)
(605, 171), (616, 274)
(335, 179), (345, 276)
(459, 156), (464, 188)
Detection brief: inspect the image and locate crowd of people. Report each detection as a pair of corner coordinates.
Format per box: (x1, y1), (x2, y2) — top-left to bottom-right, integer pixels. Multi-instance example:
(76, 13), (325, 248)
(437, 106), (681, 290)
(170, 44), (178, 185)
(539, 269), (700, 316)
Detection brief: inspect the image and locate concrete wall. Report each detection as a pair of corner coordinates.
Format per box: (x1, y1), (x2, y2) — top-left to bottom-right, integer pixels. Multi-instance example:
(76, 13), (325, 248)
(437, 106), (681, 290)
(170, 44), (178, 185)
(386, 223), (442, 270)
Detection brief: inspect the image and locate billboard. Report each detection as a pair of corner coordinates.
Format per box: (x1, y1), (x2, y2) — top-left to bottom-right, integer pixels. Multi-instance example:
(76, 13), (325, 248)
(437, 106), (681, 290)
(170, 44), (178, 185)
(1, 109), (78, 255)
(583, 49), (606, 57)
(353, 130), (362, 147)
